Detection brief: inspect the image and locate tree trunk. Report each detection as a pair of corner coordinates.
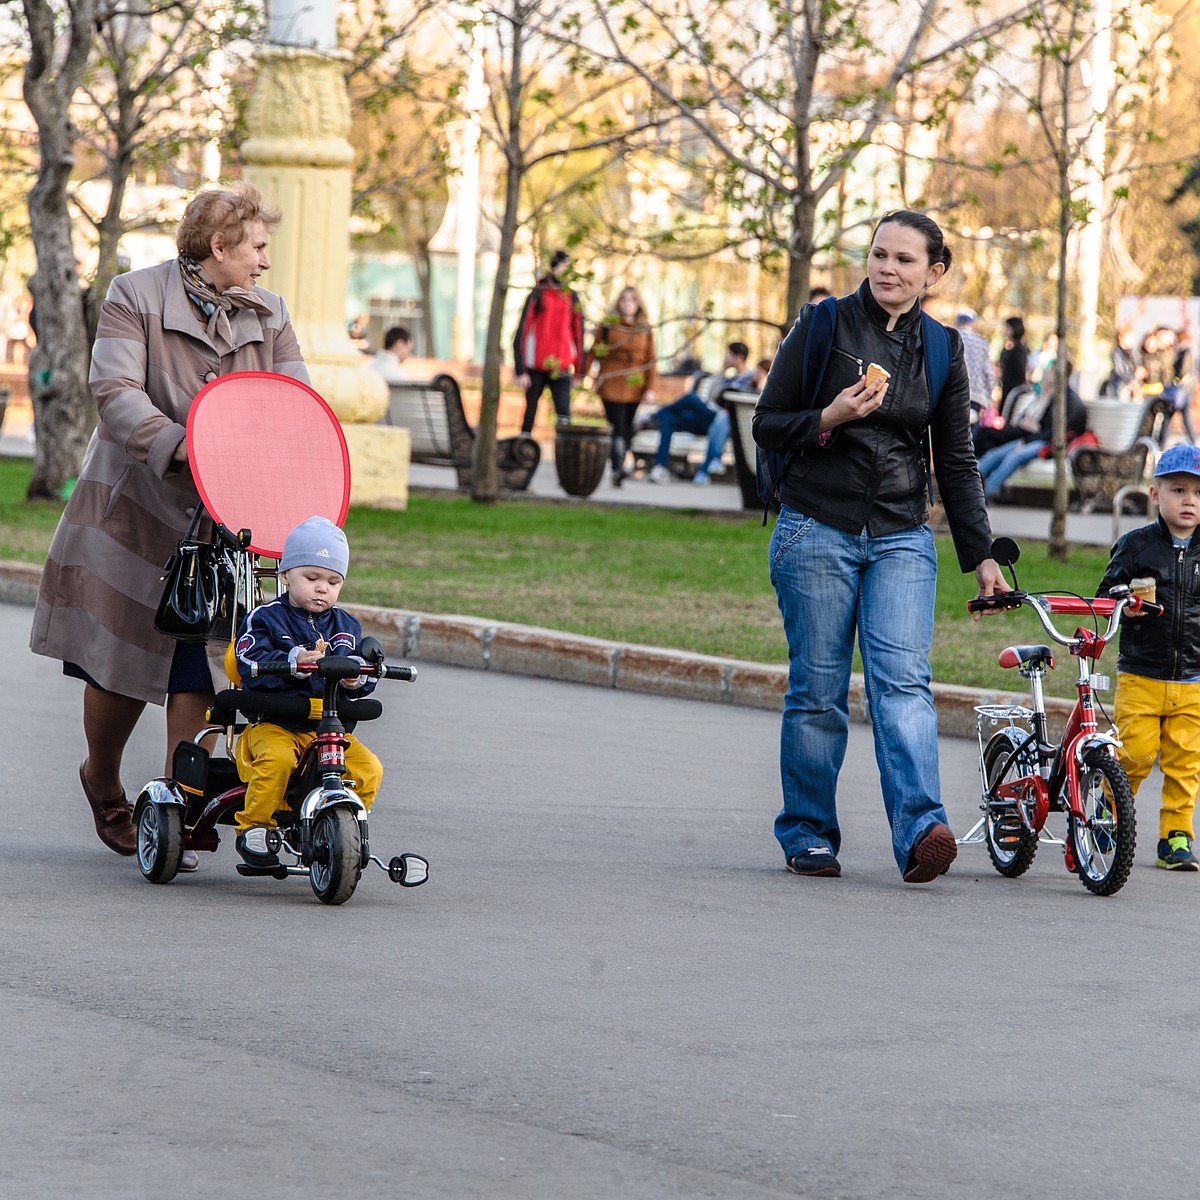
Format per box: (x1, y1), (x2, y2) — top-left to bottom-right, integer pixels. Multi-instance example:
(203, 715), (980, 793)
(473, 158), (522, 504)
(1048, 45), (1072, 562)
(472, 10), (526, 505)
(783, 14), (820, 327)
(21, 0), (96, 503)
(785, 189), (816, 328)
(414, 237), (434, 355)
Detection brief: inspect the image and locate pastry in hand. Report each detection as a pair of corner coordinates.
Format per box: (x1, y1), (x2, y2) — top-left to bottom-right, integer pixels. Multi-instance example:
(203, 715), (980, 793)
(864, 362), (891, 389)
(314, 637), (328, 655)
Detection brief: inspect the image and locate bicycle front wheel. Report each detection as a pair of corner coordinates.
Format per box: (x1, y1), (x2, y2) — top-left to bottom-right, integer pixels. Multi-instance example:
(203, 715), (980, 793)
(1069, 749), (1136, 897)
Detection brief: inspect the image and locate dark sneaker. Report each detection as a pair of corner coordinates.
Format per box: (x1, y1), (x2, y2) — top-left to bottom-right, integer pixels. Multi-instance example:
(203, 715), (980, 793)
(1156, 831), (1199, 871)
(786, 847), (841, 877)
(236, 827), (279, 869)
(903, 823), (958, 883)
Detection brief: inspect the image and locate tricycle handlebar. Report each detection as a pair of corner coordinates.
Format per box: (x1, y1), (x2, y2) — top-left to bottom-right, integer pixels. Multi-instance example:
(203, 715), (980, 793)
(247, 655), (417, 683)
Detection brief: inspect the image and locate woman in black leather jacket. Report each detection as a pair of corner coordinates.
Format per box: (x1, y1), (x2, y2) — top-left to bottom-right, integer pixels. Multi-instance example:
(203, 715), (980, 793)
(753, 210), (1006, 884)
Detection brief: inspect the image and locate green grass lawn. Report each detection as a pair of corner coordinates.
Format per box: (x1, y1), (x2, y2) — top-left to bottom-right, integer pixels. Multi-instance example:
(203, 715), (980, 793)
(0, 457), (1113, 698)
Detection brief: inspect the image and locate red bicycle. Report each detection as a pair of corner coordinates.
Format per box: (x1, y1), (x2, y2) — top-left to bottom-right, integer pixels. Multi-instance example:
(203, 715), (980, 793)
(962, 538), (1162, 896)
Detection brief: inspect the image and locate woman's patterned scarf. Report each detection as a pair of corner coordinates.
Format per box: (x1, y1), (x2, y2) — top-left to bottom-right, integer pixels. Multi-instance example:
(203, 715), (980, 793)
(178, 254), (272, 352)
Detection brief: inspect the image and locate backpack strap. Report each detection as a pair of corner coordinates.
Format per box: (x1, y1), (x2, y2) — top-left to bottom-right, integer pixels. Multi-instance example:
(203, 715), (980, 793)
(802, 296), (839, 401)
(918, 313), (952, 501)
(920, 311), (951, 407)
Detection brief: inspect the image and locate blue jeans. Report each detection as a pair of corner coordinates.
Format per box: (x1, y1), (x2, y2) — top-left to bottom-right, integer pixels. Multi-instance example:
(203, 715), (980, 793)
(704, 409), (730, 469)
(654, 393), (716, 466)
(977, 438), (1045, 498)
(768, 508), (947, 872)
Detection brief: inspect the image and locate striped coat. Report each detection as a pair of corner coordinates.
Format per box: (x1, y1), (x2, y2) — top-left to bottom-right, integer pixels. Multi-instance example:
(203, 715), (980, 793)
(30, 259), (308, 704)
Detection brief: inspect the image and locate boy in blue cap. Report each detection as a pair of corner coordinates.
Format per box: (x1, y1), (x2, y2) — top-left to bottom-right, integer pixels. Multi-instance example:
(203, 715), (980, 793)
(1098, 444), (1200, 869)
(231, 516), (382, 868)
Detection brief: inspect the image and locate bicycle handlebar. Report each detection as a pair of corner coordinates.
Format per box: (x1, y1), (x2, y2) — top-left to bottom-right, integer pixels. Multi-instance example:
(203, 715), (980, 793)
(965, 588), (1162, 647)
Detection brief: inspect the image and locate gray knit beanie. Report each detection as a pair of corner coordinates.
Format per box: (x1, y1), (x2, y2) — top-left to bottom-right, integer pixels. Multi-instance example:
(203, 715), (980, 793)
(279, 516), (349, 577)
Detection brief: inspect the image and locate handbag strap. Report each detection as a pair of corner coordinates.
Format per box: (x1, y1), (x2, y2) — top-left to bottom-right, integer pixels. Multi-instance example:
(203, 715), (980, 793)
(181, 502), (207, 543)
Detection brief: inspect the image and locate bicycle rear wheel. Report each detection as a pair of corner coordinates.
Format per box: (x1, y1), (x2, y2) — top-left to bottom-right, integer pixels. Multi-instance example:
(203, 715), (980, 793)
(1069, 749), (1136, 896)
(982, 731), (1039, 878)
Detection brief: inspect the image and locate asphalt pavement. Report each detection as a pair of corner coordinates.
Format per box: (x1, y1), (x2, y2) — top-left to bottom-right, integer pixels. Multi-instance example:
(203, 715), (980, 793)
(2, 599), (1192, 1200)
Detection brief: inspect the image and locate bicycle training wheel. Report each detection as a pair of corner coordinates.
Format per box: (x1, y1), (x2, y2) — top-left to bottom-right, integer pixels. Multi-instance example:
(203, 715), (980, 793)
(982, 731), (1039, 878)
(309, 808), (362, 906)
(1068, 749), (1136, 897)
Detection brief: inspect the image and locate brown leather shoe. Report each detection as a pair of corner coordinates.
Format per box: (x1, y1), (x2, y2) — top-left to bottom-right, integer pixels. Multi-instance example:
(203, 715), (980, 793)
(79, 761), (137, 856)
(902, 822), (957, 883)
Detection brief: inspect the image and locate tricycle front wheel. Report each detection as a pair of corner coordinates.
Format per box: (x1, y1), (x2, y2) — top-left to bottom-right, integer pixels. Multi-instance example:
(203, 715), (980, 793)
(309, 809), (362, 905)
(136, 803), (184, 884)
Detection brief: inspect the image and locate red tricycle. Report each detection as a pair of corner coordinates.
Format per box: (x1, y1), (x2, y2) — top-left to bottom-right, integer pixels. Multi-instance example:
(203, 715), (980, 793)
(132, 371), (429, 905)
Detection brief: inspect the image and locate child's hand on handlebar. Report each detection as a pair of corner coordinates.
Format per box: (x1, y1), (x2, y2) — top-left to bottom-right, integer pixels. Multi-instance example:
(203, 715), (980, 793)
(295, 648), (324, 666)
(340, 655), (369, 690)
(971, 557), (1012, 621)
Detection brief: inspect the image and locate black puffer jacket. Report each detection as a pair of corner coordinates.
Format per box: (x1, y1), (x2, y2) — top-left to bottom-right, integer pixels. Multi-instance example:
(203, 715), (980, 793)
(1098, 518), (1200, 681)
(752, 280), (993, 573)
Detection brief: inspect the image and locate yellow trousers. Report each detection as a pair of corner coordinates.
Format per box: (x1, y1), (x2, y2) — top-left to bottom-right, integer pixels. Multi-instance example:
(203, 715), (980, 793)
(1114, 672), (1200, 839)
(233, 722), (383, 834)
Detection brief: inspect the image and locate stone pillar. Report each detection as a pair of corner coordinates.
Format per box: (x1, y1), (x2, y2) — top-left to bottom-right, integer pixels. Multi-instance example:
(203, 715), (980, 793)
(240, 8), (410, 508)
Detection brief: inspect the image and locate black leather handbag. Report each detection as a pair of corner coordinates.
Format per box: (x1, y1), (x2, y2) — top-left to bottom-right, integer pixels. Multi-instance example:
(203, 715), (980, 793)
(154, 507), (229, 643)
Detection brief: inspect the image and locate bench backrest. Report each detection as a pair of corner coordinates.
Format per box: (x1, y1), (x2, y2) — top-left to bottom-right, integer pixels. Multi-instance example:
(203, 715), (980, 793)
(385, 382), (454, 462)
(723, 388), (758, 450)
(1085, 396), (1173, 453)
(1000, 386), (1040, 428)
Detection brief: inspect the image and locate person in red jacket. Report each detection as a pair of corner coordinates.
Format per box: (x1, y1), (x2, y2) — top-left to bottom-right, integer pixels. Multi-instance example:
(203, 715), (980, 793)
(513, 249), (585, 433)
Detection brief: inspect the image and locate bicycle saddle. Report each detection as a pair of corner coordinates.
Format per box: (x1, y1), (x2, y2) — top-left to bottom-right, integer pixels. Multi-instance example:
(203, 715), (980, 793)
(998, 644), (1055, 670)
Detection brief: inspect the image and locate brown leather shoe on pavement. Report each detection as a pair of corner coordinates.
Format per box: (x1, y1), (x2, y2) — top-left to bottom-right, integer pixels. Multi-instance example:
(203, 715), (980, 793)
(902, 822), (957, 883)
(79, 761), (137, 856)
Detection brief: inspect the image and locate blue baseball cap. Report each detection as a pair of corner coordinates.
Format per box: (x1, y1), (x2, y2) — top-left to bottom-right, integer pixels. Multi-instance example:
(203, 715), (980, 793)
(1155, 444), (1200, 478)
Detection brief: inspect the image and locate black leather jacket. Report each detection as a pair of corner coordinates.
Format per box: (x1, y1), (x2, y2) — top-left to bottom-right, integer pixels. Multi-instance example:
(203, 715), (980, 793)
(753, 281), (993, 573)
(1098, 518), (1200, 681)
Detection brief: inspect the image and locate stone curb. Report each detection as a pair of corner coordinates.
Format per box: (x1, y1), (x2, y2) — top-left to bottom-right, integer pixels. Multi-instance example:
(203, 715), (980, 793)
(0, 559), (1072, 734)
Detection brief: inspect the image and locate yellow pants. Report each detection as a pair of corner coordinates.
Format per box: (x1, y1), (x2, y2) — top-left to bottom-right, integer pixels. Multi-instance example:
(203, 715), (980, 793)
(233, 722), (383, 834)
(1114, 673), (1200, 839)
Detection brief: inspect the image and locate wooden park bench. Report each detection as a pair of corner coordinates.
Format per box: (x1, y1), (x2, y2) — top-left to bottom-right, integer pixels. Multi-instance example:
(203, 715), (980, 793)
(382, 374), (540, 492)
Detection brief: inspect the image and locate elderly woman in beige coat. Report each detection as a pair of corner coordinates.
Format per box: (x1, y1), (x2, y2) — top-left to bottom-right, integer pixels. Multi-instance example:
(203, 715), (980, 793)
(30, 183), (308, 865)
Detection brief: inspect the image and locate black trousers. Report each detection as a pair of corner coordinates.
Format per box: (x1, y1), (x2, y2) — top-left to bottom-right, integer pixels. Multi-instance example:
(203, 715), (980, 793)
(521, 371), (572, 433)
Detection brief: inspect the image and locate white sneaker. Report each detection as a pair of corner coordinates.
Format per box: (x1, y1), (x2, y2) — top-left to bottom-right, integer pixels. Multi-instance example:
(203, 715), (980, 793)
(179, 848), (200, 872)
(706, 459), (727, 477)
(693, 471), (710, 486)
(647, 464), (670, 484)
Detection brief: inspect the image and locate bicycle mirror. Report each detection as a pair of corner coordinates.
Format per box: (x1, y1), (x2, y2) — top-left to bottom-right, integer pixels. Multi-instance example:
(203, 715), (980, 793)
(990, 537), (1021, 588)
